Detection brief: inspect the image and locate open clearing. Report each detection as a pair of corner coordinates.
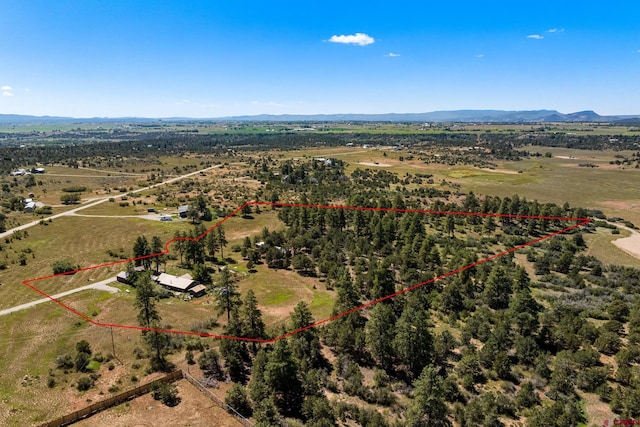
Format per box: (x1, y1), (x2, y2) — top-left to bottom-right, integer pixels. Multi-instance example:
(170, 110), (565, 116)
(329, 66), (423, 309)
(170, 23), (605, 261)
(72, 379), (241, 427)
(614, 233), (640, 260)
(358, 161), (392, 167)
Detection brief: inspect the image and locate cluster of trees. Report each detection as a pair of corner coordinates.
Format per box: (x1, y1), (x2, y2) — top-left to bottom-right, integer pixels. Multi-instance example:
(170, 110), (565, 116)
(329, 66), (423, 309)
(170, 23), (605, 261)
(133, 197), (498, 422)
(82, 167), (639, 426)
(203, 192), (640, 426)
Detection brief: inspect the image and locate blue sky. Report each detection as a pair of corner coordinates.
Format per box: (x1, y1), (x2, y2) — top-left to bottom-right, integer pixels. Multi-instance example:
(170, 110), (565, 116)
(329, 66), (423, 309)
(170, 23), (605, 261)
(1, 0), (639, 117)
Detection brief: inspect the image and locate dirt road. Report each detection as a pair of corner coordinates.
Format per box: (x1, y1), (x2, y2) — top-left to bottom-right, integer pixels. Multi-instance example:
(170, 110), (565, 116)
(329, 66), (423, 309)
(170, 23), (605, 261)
(0, 276), (120, 317)
(0, 164), (220, 240)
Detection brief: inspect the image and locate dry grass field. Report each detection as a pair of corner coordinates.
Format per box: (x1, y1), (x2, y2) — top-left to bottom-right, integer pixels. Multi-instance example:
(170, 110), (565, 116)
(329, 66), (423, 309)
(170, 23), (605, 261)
(1, 140), (639, 426)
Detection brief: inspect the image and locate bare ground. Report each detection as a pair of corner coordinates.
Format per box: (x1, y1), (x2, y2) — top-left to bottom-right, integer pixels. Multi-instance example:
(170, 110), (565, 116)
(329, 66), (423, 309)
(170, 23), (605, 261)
(612, 232), (640, 260)
(358, 162), (392, 167)
(72, 379), (241, 427)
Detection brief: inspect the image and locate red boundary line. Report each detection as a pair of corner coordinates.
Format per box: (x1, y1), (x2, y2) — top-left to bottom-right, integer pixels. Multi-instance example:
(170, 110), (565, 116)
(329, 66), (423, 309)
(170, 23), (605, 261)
(21, 201), (591, 342)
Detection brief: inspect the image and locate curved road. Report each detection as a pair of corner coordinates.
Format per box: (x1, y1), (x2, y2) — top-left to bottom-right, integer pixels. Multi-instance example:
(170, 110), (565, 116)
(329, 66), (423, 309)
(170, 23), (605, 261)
(0, 164), (221, 240)
(0, 164), (221, 316)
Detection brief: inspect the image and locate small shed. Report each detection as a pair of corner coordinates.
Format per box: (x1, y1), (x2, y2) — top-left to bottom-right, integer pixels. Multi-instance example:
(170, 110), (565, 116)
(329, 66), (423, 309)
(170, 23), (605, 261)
(178, 205), (189, 218)
(24, 201), (36, 213)
(189, 284), (207, 297)
(116, 271), (130, 284)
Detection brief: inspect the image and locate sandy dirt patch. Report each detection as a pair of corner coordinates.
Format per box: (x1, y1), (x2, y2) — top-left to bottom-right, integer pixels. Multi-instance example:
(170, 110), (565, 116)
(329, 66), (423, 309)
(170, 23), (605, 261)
(73, 379), (241, 427)
(612, 233), (640, 261)
(554, 155), (579, 160)
(358, 162), (392, 167)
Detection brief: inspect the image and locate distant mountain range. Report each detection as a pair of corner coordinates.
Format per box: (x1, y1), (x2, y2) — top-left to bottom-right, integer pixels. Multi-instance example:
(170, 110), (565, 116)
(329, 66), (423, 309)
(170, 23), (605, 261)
(1, 110), (640, 124)
(226, 110), (640, 123)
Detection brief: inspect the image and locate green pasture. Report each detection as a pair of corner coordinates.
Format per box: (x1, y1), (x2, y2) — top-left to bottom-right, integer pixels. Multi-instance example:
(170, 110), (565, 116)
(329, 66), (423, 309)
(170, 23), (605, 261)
(0, 216), (185, 309)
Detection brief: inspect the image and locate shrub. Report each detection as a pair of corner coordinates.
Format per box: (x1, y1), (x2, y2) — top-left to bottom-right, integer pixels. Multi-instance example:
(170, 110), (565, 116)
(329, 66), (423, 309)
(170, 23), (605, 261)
(76, 340), (92, 356)
(61, 186), (87, 193)
(225, 383), (252, 417)
(76, 376), (94, 391)
(198, 349), (226, 381)
(52, 260), (77, 275)
(133, 347), (144, 359)
(75, 352), (91, 372)
(151, 382), (181, 407)
(55, 353), (74, 369)
(35, 206), (53, 215)
(60, 193), (81, 204)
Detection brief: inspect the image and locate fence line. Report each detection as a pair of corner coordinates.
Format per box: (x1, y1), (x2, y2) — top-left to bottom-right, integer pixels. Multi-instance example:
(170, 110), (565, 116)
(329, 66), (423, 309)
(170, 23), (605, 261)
(39, 370), (184, 427)
(40, 369), (255, 427)
(181, 370), (254, 427)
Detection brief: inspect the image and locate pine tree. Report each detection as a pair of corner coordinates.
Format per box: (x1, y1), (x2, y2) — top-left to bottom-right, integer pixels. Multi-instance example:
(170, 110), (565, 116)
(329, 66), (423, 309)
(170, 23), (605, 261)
(242, 290), (266, 354)
(215, 268), (241, 321)
(483, 264), (513, 310)
(323, 270), (366, 356)
(135, 273), (160, 329)
(264, 339), (303, 417)
(289, 302), (323, 369)
(225, 383), (252, 417)
(406, 366), (451, 427)
(220, 309), (250, 383)
(205, 230), (218, 260)
(217, 225), (228, 259)
(393, 293), (434, 378)
(133, 235), (151, 268)
(150, 236), (164, 273)
(365, 302), (396, 370)
(172, 230), (186, 266)
(249, 349), (270, 403)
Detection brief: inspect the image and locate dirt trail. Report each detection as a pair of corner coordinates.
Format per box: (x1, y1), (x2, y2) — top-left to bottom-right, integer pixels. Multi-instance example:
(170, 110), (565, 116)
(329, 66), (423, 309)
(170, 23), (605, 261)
(0, 164), (221, 240)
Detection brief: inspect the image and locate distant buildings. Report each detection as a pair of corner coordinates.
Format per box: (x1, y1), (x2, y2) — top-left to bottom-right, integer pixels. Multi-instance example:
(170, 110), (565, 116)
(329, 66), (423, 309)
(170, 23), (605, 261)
(9, 167), (45, 176)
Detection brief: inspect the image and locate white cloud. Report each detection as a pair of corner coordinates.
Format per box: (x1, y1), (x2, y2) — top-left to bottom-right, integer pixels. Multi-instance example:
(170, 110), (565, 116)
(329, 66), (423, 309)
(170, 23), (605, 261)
(1, 85), (12, 91)
(386, 52), (400, 57)
(328, 33), (375, 46)
(475, 54), (485, 58)
(547, 28), (565, 33)
(527, 34), (544, 40)
(2, 91), (14, 97)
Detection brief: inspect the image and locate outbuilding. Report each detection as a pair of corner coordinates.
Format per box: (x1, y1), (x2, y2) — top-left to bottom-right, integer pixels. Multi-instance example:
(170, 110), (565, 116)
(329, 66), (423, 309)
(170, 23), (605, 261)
(178, 205), (189, 218)
(156, 272), (198, 293)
